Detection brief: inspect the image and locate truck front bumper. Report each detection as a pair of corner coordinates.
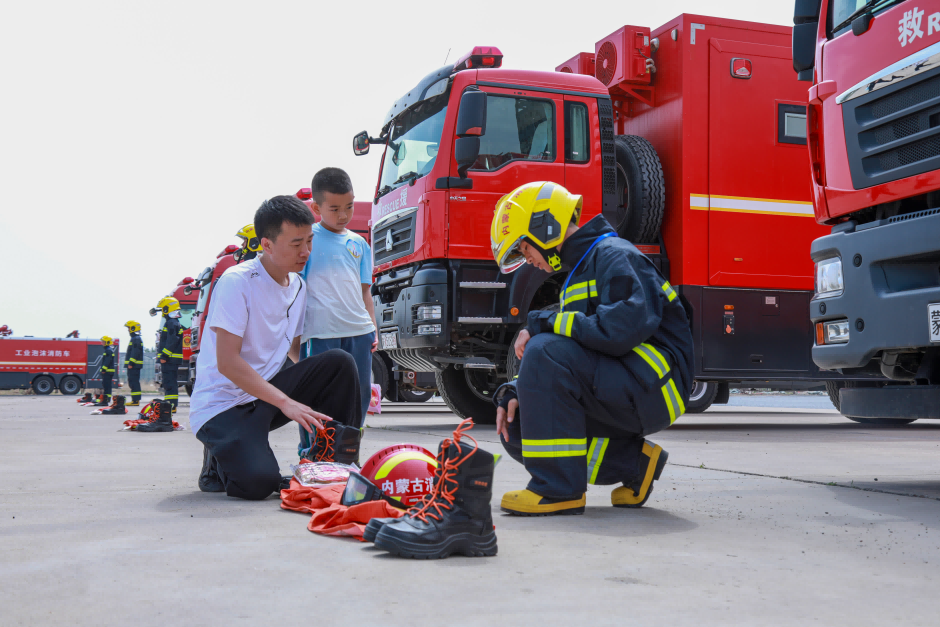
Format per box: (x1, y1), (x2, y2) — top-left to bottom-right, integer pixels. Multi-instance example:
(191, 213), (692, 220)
(810, 211), (940, 370)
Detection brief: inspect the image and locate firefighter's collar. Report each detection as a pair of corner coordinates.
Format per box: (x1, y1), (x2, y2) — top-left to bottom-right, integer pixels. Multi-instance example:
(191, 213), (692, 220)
(560, 215), (617, 268)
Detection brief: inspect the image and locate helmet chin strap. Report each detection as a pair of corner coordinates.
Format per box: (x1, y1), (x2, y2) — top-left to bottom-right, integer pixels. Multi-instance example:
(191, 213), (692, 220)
(527, 239), (564, 272)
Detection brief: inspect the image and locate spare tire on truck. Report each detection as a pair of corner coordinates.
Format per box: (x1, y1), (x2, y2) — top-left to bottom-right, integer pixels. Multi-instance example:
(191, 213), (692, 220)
(605, 135), (665, 244)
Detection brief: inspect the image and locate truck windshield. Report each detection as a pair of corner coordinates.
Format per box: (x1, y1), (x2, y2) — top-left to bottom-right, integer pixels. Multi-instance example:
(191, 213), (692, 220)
(194, 266), (213, 314)
(830, 0), (904, 35)
(379, 93), (449, 193)
(179, 304), (196, 330)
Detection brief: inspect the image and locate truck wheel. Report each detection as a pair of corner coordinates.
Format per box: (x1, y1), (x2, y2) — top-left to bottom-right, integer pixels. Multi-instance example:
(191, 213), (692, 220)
(435, 366), (497, 424)
(58, 376), (82, 395)
(607, 135), (665, 244)
(372, 353), (390, 400)
(685, 381), (718, 413)
(184, 383), (194, 397)
(825, 381), (917, 424)
(32, 376), (55, 395)
(398, 388), (434, 402)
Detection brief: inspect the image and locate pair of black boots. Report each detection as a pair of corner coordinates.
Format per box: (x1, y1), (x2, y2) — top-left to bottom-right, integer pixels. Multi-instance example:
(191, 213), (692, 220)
(198, 419), (362, 493)
(365, 418), (498, 559)
(137, 400), (174, 432)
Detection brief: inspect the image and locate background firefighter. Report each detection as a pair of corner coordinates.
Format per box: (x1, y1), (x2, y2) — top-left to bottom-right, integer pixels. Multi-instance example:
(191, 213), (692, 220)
(123, 320), (144, 406)
(490, 181), (694, 516)
(155, 297), (184, 413)
(97, 335), (116, 405)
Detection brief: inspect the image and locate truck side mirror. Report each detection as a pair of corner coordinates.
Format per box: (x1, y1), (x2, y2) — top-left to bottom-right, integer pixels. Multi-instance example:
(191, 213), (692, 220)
(455, 90), (487, 137)
(353, 131), (370, 156)
(792, 0), (821, 81)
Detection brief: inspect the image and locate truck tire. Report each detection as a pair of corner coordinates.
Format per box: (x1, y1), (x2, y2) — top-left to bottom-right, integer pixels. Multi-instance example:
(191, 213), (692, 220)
(58, 376), (82, 395)
(32, 376), (54, 395)
(435, 366), (497, 424)
(184, 383), (194, 397)
(825, 380), (917, 425)
(372, 353), (390, 400)
(685, 381), (718, 413)
(398, 388), (434, 402)
(607, 135), (665, 244)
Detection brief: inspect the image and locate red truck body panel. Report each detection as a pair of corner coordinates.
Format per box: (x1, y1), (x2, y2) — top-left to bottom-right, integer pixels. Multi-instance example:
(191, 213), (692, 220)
(0, 337), (118, 392)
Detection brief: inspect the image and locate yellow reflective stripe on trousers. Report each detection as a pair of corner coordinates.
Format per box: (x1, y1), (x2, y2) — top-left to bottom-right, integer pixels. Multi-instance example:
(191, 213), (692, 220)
(660, 377), (685, 424)
(164, 394), (178, 400)
(632, 343), (670, 379)
(586, 437), (609, 484)
(662, 281), (678, 303)
(553, 312), (576, 337)
(560, 280), (598, 307)
(162, 348), (172, 356)
(521, 438), (588, 458)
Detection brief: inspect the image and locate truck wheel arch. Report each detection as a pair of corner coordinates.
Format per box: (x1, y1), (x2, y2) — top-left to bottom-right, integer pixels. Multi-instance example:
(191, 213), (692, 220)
(505, 265), (565, 323)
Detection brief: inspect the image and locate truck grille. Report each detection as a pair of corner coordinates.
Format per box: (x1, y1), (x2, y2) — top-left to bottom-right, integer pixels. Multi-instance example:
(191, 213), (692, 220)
(844, 67), (940, 188)
(372, 212), (416, 265)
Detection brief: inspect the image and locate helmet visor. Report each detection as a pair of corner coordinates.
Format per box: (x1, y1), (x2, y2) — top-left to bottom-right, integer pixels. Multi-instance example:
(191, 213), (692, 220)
(341, 472), (407, 509)
(495, 236), (527, 273)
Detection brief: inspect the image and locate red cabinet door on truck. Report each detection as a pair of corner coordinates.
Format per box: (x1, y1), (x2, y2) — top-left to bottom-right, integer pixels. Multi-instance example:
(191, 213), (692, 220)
(448, 85), (565, 262)
(706, 39), (824, 290)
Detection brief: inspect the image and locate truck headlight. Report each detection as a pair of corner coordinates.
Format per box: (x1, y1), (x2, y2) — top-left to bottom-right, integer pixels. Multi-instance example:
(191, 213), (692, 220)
(825, 320), (850, 344)
(416, 305), (442, 320)
(417, 324), (442, 335)
(815, 257), (843, 298)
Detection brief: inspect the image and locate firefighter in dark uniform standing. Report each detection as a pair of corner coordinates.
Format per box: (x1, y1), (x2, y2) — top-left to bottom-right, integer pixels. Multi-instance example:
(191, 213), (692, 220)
(154, 297), (184, 413)
(99, 336), (116, 405)
(123, 320), (144, 406)
(490, 181), (694, 515)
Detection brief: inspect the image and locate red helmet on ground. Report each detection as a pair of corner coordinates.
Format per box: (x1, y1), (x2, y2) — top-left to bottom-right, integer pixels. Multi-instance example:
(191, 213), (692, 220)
(360, 444), (438, 507)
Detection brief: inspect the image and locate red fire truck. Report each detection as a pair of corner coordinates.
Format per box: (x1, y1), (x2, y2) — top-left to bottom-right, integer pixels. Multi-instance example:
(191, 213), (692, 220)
(353, 15), (884, 423)
(0, 333), (119, 395)
(152, 277), (198, 395)
(187, 244), (240, 393)
(793, 0), (940, 422)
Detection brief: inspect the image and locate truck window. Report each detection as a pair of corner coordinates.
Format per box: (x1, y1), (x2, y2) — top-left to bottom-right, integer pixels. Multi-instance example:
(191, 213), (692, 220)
(179, 305), (196, 330)
(380, 94), (449, 192)
(565, 102), (590, 163)
(472, 95), (555, 171)
(829, 0), (903, 37)
(778, 104), (807, 145)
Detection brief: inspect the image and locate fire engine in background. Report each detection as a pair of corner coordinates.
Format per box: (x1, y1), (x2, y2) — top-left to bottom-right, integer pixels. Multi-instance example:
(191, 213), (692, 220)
(151, 277), (198, 396)
(0, 328), (119, 395)
(793, 0), (940, 422)
(353, 15), (883, 423)
(296, 187), (435, 402)
(187, 244), (239, 393)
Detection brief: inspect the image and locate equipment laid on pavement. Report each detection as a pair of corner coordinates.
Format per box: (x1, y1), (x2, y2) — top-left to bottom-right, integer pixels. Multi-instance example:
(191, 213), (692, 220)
(91, 395), (127, 415)
(300, 420), (362, 465)
(136, 400), (175, 432)
(77, 392), (93, 403)
(359, 444), (437, 507)
(341, 471), (408, 509)
(373, 418), (498, 559)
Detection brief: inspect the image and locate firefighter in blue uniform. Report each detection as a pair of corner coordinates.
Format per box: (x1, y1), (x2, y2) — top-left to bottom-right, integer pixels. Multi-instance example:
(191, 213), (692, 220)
(153, 297), (184, 413)
(123, 320), (144, 406)
(490, 181), (694, 515)
(99, 336), (116, 405)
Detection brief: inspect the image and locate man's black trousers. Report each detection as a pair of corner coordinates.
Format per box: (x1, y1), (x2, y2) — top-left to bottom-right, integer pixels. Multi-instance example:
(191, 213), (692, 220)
(102, 372), (113, 400)
(127, 368), (141, 403)
(161, 361), (179, 409)
(196, 349), (361, 500)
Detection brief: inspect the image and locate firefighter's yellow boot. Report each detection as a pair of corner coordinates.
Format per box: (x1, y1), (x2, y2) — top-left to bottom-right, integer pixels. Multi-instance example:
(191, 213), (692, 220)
(500, 489), (585, 516)
(611, 442), (668, 508)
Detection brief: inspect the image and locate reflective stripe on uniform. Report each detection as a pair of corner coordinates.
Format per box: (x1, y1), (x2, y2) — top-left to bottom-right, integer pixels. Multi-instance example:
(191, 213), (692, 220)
(662, 281), (678, 303)
(164, 394), (179, 400)
(661, 377), (685, 424)
(560, 280), (598, 307)
(169, 353), (183, 359)
(632, 343), (670, 379)
(128, 358), (143, 364)
(553, 312), (576, 337)
(521, 438), (587, 458)
(586, 437), (609, 484)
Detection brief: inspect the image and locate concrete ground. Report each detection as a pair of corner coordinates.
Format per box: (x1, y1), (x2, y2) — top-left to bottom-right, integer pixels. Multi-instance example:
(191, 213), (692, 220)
(2, 395), (939, 626)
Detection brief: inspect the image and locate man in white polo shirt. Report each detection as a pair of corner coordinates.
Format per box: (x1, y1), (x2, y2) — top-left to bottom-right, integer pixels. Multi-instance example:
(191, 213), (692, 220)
(190, 195), (362, 500)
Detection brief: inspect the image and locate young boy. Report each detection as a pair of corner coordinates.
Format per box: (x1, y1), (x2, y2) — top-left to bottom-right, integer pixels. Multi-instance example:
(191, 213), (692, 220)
(299, 168), (376, 446)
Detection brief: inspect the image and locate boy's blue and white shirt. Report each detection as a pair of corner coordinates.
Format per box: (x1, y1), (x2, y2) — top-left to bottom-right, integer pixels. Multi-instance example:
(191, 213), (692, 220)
(301, 222), (374, 341)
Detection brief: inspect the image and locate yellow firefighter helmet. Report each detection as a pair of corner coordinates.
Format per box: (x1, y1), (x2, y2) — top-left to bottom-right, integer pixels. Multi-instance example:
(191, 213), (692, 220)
(156, 296), (181, 314)
(124, 320), (141, 333)
(491, 181), (583, 273)
(101, 336), (113, 346)
(234, 223), (262, 262)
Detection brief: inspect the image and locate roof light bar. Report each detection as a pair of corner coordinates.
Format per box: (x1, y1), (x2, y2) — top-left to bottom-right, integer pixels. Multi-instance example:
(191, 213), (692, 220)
(453, 46), (503, 72)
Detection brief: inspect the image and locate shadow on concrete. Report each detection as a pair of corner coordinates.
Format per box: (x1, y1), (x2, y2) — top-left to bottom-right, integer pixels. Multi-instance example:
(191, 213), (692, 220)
(497, 506), (697, 539)
(663, 421), (940, 444)
(823, 484), (940, 525)
(154, 491), (275, 517)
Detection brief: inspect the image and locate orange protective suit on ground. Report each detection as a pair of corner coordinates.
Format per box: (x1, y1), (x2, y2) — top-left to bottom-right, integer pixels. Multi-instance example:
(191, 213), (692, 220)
(280, 480), (403, 541)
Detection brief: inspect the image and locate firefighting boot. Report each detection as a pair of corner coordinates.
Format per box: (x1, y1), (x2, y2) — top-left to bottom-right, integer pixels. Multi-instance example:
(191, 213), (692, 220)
(100, 395), (126, 415)
(77, 392), (92, 403)
(373, 419), (498, 559)
(310, 420), (361, 465)
(137, 400), (174, 433)
(198, 445), (225, 492)
(92, 395), (111, 407)
(126, 394), (141, 407)
(611, 441), (669, 508)
(500, 490), (587, 516)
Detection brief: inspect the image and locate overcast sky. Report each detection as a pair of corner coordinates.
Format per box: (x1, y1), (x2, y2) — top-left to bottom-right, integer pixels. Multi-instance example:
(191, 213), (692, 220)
(0, 1), (791, 349)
